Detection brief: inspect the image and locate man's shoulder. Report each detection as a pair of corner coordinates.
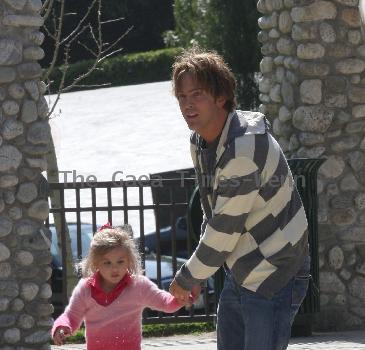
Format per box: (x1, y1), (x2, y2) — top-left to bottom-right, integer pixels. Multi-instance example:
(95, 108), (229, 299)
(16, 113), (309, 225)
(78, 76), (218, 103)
(225, 111), (265, 145)
(232, 110), (269, 136)
(221, 111), (280, 166)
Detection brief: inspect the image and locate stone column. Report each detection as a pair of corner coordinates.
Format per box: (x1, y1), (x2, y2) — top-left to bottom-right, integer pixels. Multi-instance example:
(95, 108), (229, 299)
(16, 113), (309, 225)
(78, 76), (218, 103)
(257, 0), (365, 329)
(0, 0), (52, 348)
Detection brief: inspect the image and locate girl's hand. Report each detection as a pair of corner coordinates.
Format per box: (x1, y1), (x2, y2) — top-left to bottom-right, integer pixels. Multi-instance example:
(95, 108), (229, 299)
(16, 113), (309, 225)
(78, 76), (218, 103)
(176, 294), (194, 307)
(169, 279), (190, 304)
(53, 326), (71, 345)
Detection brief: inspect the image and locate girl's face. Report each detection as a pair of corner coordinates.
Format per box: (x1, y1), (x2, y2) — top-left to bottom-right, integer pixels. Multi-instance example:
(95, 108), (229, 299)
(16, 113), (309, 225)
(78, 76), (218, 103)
(96, 247), (130, 291)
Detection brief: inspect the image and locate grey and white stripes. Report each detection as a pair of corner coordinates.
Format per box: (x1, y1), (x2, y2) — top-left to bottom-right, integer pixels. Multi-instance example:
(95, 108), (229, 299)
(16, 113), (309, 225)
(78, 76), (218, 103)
(175, 110), (308, 299)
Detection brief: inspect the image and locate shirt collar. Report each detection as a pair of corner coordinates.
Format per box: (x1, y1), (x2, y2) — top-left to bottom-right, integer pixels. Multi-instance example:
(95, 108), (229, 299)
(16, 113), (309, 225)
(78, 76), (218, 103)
(87, 271), (132, 306)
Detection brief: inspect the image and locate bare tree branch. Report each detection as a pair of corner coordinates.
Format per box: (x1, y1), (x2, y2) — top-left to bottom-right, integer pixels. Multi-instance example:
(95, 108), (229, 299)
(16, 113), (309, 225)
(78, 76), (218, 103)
(42, 24), (56, 40)
(69, 83), (111, 89)
(97, 47), (124, 64)
(44, 0), (130, 116)
(97, 0), (102, 49)
(77, 39), (97, 58)
(43, 0), (65, 81)
(45, 43), (70, 117)
(41, 0), (55, 22)
(60, 0), (99, 45)
(101, 26), (133, 56)
(100, 17), (125, 25)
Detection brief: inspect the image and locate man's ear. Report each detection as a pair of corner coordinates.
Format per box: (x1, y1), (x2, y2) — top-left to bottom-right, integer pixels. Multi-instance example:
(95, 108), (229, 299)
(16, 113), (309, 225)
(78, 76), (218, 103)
(216, 95), (226, 109)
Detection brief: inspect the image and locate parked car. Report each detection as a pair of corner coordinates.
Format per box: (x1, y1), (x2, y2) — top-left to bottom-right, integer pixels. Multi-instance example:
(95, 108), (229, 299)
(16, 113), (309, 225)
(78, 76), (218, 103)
(49, 223), (94, 316)
(50, 223), (94, 267)
(142, 216), (198, 259)
(49, 223), (214, 317)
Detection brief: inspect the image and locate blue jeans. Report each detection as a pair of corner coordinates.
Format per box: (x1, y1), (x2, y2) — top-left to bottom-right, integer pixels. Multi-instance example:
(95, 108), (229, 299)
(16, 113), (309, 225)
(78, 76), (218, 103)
(217, 258), (310, 350)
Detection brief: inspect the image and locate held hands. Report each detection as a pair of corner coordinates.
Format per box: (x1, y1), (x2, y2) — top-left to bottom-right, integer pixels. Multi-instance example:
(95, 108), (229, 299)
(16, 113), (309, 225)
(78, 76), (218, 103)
(53, 326), (71, 346)
(169, 279), (201, 307)
(191, 284), (202, 301)
(185, 285), (202, 309)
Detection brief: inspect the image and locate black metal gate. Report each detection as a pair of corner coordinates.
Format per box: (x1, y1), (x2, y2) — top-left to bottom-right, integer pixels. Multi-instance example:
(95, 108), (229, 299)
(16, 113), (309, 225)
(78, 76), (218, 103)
(48, 158), (322, 330)
(48, 177), (215, 325)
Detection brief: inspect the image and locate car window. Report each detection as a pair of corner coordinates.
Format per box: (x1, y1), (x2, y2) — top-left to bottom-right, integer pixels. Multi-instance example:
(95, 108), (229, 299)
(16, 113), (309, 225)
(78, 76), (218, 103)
(177, 217), (187, 230)
(144, 254), (186, 281)
(50, 223), (93, 265)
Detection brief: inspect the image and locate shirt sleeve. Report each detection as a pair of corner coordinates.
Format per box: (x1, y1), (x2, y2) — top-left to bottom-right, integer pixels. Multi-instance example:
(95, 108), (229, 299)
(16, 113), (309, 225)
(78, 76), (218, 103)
(140, 276), (182, 313)
(51, 279), (88, 337)
(200, 215), (208, 237)
(175, 156), (260, 290)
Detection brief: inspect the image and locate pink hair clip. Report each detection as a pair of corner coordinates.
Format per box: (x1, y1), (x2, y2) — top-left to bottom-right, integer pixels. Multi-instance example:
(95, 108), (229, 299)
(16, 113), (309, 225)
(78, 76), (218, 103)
(98, 222), (112, 232)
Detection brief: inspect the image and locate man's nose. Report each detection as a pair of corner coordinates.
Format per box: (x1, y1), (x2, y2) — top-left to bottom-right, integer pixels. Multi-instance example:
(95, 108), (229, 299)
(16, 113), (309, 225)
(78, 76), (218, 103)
(185, 95), (194, 108)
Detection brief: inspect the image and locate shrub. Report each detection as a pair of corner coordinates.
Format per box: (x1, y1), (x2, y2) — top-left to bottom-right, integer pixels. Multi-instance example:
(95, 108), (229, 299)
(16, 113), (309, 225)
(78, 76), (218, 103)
(49, 47), (183, 93)
(167, 0), (261, 109)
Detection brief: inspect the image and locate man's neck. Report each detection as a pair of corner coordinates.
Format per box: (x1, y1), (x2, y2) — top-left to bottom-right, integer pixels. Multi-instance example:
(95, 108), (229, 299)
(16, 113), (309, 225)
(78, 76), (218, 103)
(201, 110), (229, 144)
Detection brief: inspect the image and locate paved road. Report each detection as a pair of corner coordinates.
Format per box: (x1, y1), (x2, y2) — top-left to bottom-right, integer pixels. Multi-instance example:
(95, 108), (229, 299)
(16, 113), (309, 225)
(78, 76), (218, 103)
(52, 330), (365, 349)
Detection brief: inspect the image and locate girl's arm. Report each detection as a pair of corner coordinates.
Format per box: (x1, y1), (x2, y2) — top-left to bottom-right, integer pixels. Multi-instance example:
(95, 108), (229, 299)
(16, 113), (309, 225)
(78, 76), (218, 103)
(140, 276), (183, 313)
(51, 279), (88, 338)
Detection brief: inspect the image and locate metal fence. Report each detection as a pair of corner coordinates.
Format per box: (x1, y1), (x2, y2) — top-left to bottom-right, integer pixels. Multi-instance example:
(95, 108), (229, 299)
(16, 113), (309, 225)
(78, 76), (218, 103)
(48, 160), (322, 332)
(48, 177), (215, 325)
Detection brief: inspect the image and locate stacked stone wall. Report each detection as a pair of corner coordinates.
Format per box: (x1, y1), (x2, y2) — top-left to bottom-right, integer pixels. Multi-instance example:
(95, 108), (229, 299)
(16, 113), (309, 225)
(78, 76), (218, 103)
(0, 0), (52, 348)
(258, 0), (365, 329)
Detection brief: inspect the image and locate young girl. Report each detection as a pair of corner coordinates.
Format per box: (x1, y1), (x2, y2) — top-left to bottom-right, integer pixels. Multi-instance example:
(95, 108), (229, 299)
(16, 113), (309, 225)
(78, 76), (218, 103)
(52, 224), (184, 350)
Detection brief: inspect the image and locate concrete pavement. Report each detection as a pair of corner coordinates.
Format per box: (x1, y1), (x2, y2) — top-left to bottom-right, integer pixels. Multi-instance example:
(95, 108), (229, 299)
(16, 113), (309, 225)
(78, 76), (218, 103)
(51, 330), (365, 349)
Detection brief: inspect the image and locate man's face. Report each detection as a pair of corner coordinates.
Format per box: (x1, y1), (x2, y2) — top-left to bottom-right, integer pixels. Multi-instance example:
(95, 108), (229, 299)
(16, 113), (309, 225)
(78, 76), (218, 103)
(176, 73), (226, 141)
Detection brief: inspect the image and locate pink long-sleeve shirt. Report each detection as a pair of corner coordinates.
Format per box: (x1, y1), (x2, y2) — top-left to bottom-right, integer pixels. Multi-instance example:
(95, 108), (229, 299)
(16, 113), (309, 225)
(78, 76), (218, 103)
(52, 275), (181, 350)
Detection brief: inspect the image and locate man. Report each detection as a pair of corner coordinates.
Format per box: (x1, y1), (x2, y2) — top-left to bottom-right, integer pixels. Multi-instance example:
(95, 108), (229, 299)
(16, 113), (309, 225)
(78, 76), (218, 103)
(169, 47), (310, 350)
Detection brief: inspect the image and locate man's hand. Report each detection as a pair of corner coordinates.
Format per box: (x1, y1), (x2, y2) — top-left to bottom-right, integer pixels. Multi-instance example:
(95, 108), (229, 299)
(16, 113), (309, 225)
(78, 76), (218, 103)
(169, 278), (191, 304)
(191, 284), (202, 302)
(184, 285), (202, 309)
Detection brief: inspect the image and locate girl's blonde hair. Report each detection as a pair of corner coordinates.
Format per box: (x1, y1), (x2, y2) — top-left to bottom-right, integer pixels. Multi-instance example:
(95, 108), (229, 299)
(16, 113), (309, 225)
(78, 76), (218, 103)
(78, 224), (142, 277)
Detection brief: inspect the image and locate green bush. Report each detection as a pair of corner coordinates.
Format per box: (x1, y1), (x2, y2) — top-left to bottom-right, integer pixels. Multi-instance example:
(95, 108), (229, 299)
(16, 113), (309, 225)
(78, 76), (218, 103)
(143, 322), (215, 338)
(49, 47), (183, 93)
(167, 0), (261, 109)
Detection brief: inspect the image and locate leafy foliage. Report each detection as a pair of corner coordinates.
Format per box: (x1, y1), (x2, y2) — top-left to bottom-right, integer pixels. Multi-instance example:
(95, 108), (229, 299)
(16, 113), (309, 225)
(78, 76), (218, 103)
(143, 322), (215, 338)
(166, 0), (261, 109)
(49, 48), (183, 93)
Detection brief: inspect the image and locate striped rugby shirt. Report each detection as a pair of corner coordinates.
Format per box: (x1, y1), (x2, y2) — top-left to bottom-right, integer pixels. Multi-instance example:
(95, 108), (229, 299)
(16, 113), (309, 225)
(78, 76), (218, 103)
(175, 110), (309, 298)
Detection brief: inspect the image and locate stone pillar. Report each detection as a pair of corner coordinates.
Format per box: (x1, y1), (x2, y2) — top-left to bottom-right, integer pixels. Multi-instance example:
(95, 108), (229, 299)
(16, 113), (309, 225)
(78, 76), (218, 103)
(257, 0), (365, 329)
(0, 0), (52, 348)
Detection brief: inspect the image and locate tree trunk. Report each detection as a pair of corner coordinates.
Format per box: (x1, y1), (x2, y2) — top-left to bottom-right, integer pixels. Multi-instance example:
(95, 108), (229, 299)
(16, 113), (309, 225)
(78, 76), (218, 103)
(47, 134), (78, 298)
